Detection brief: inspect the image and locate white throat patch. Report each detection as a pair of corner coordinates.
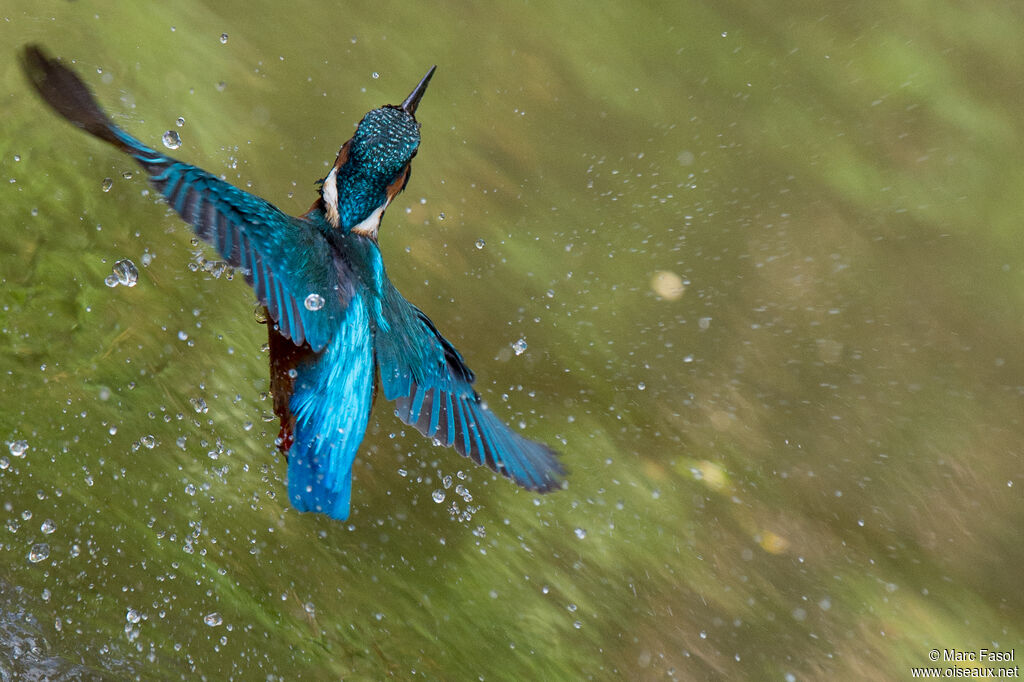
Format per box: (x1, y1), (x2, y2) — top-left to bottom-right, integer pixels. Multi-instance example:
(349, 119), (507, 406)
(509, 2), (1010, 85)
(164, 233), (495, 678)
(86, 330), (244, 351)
(350, 203), (387, 239)
(322, 167), (340, 229)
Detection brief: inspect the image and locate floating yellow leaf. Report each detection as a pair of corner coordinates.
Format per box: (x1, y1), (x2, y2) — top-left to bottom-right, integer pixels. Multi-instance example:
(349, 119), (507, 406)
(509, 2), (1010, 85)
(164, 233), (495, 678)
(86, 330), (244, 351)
(759, 531), (790, 555)
(693, 459), (728, 492)
(650, 270), (685, 300)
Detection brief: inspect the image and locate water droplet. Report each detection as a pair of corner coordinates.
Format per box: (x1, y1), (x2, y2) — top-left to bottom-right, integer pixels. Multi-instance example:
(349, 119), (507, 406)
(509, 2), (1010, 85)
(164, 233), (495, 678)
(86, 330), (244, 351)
(304, 293), (325, 311)
(176, 116), (186, 127)
(9, 440), (28, 458)
(122, 171), (134, 180)
(574, 527), (587, 540)
(637, 382), (646, 391)
(287, 368), (298, 379)
(189, 397), (208, 414)
(438, 212), (446, 221)
(431, 490), (445, 503)
(108, 259), (139, 288)
(0, 457), (9, 470)
(475, 239), (485, 250)
(371, 71), (380, 79)
(216, 81), (226, 92)
(512, 338), (527, 355)
(698, 316), (712, 330)
(204, 612), (222, 627)
(28, 543), (49, 564)
(126, 608), (141, 624)
(140, 434), (156, 449)
(101, 177), (113, 192)
(162, 130), (181, 150)
(185, 483), (196, 496)
(40, 519), (56, 535)
(219, 33), (229, 44)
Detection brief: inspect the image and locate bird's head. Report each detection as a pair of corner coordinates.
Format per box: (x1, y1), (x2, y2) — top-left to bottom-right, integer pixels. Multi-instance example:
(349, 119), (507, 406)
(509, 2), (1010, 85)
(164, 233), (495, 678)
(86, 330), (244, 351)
(321, 66), (436, 237)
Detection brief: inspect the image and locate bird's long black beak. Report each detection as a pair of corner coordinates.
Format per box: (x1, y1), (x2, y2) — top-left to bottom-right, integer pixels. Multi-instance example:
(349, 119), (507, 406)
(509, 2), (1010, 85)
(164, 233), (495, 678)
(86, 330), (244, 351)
(401, 66), (436, 116)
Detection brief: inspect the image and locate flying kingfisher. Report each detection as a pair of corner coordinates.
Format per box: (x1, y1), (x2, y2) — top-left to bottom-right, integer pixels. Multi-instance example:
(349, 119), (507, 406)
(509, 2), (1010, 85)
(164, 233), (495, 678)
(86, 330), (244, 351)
(20, 44), (564, 521)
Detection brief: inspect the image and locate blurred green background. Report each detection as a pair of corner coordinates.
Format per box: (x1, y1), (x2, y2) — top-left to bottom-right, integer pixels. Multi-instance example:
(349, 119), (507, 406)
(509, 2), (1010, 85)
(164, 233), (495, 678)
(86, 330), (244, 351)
(1, 1), (1022, 680)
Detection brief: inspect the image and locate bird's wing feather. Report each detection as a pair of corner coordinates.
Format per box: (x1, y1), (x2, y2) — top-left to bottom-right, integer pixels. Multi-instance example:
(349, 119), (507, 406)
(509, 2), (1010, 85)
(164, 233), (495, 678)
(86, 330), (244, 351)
(20, 44), (341, 351)
(143, 163), (341, 351)
(375, 283), (564, 492)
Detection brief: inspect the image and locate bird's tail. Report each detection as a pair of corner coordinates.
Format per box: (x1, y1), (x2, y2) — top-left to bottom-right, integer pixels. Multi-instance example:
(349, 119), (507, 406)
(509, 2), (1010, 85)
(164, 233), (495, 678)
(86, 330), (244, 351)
(20, 44), (159, 163)
(287, 299), (376, 521)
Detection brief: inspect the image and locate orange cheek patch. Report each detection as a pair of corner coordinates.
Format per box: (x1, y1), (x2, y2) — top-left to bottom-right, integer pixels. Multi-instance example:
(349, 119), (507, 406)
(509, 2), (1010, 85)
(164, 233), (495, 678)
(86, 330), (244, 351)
(333, 141), (351, 170)
(384, 164), (410, 203)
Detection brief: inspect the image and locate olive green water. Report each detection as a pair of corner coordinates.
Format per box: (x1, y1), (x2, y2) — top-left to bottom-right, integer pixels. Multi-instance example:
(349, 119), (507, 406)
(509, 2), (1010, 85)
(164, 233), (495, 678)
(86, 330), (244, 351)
(1, 1), (1022, 680)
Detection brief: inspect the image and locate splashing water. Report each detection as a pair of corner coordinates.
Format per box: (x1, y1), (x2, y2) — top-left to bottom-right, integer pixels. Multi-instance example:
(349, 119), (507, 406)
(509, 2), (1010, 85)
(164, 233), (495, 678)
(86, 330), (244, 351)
(162, 130), (181, 150)
(28, 543), (49, 564)
(304, 293), (325, 311)
(105, 259), (139, 288)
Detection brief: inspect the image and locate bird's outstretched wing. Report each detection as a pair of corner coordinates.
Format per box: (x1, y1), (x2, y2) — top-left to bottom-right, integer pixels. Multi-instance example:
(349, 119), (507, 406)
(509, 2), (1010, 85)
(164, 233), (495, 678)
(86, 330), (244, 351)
(20, 44), (342, 352)
(375, 283), (565, 492)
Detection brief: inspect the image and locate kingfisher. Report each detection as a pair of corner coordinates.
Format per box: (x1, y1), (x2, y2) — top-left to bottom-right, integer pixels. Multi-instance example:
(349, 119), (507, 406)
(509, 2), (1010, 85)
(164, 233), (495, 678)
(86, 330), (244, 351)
(21, 44), (564, 521)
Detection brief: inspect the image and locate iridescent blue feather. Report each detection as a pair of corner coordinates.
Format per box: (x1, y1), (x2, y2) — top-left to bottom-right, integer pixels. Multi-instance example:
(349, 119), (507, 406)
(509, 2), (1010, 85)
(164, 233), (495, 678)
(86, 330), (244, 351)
(19, 45), (344, 352)
(374, 282), (564, 492)
(288, 299), (375, 520)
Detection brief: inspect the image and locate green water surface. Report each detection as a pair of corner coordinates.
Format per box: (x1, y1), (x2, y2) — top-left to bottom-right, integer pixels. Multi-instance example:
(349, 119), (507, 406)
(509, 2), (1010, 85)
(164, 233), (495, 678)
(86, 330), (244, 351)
(0, 1), (1021, 680)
